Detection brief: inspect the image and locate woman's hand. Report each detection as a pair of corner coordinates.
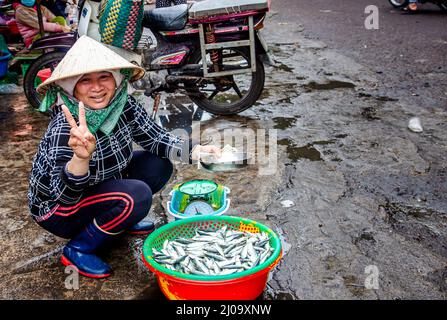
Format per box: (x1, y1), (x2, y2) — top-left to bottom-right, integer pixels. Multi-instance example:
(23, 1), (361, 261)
(191, 145), (222, 161)
(62, 102), (96, 160)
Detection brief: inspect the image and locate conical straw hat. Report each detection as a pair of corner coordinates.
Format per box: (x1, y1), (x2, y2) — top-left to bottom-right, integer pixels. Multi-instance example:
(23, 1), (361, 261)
(36, 35), (145, 93)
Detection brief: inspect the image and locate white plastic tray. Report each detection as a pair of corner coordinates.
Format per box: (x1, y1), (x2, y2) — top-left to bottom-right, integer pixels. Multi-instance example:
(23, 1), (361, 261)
(189, 0), (269, 19)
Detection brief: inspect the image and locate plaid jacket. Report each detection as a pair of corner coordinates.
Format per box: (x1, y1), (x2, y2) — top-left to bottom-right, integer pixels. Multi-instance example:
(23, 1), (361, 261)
(28, 96), (189, 222)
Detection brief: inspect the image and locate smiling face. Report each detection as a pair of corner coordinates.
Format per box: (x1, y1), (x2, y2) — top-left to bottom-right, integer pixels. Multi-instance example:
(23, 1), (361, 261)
(74, 72), (116, 110)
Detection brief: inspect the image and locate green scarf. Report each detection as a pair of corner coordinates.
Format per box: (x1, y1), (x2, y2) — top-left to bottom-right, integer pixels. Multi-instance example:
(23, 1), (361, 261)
(39, 74), (130, 135)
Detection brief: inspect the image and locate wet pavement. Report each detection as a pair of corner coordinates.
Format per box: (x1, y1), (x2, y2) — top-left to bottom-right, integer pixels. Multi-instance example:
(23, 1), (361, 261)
(1, 1), (447, 300)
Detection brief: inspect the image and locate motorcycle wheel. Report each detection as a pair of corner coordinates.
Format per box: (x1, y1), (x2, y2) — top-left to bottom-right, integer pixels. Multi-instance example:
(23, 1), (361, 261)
(388, 0), (409, 8)
(438, 1), (447, 11)
(186, 47), (265, 115)
(24, 51), (66, 109)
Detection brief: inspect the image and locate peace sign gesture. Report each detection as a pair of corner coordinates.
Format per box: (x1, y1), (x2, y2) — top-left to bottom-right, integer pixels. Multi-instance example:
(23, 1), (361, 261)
(62, 102), (96, 160)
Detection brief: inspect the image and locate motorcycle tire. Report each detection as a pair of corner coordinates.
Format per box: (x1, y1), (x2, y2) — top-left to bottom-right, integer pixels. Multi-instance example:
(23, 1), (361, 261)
(186, 47), (265, 116)
(388, 0), (409, 8)
(24, 51), (66, 109)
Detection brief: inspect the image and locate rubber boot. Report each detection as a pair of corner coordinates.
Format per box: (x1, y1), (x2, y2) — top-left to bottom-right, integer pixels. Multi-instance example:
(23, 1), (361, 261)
(126, 220), (155, 235)
(61, 221), (115, 278)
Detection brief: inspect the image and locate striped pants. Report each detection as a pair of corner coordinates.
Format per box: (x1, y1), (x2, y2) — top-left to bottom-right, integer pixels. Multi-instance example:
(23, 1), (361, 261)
(38, 151), (173, 239)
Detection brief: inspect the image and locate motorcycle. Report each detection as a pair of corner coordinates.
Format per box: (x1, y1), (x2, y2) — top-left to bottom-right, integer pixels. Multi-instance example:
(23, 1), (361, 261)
(24, 0), (271, 116)
(388, 0), (447, 11)
(22, 0), (77, 108)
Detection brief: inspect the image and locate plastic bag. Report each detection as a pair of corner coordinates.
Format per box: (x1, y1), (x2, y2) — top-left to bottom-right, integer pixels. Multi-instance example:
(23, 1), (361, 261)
(0, 83), (24, 95)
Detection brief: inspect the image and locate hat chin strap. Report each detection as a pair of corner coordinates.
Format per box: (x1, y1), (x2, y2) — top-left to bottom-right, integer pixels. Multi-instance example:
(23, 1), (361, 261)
(110, 71), (124, 89)
(55, 75), (83, 97)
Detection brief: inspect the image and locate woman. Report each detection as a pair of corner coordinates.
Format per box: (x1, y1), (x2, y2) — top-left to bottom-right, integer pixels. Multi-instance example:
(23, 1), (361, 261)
(14, 0), (71, 47)
(29, 36), (221, 278)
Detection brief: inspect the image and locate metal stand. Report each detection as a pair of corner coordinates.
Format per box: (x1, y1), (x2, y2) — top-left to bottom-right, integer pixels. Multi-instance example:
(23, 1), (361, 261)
(198, 15), (256, 78)
(150, 92), (161, 120)
(36, 0), (45, 38)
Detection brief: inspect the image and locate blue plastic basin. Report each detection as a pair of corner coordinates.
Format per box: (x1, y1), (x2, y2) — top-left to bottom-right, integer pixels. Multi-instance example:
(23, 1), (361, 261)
(0, 51), (12, 78)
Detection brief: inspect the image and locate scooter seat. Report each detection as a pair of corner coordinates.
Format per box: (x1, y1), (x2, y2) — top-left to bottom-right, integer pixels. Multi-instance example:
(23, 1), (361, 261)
(143, 4), (188, 31)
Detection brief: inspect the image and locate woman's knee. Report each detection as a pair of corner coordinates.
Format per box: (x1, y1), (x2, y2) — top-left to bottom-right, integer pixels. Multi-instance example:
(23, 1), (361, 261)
(129, 152), (173, 181)
(120, 180), (152, 229)
(101, 180), (153, 232)
(144, 153), (173, 178)
(127, 180), (153, 213)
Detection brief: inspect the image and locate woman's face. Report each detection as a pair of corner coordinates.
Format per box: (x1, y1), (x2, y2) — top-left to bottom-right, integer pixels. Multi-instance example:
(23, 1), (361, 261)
(74, 72), (116, 110)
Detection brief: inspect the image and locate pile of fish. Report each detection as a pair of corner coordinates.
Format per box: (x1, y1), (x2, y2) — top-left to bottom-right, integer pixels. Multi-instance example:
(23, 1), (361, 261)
(152, 226), (274, 276)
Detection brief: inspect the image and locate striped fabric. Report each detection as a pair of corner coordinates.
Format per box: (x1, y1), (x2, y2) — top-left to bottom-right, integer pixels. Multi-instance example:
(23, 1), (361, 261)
(28, 96), (188, 222)
(122, 3), (141, 50)
(99, 0), (144, 51)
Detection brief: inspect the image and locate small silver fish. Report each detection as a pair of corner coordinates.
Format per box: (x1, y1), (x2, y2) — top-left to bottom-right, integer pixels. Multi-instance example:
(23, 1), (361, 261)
(151, 226), (274, 276)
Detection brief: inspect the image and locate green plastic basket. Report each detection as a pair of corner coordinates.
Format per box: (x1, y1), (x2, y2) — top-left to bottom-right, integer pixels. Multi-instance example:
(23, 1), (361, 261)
(142, 215), (282, 282)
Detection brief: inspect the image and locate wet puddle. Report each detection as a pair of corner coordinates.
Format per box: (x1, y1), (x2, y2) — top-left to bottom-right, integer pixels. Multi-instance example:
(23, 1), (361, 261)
(262, 290), (298, 300)
(133, 284), (167, 300)
(358, 92), (399, 102)
(278, 138), (323, 162)
(381, 202), (447, 258)
(272, 116), (300, 129)
(303, 80), (356, 92)
(361, 106), (380, 120)
(160, 95), (214, 132)
(383, 202), (440, 220)
(375, 96), (398, 102)
(275, 226), (292, 256)
(312, 140), (336, 146)
(255, 87), (300, 107)
(273, 59), (295, 73)
(276, 137), (345, 163)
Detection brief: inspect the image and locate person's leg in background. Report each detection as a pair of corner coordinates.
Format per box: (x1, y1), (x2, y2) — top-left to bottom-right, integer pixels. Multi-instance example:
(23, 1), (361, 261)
(52, 0), (68, 19)
(41, 0), (68, 18)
